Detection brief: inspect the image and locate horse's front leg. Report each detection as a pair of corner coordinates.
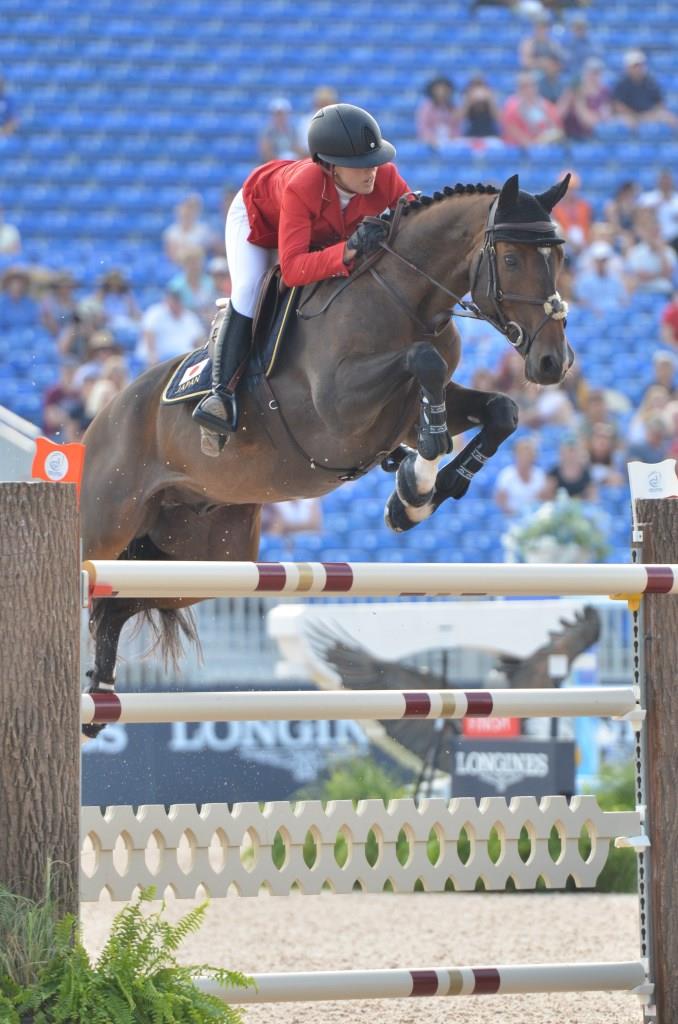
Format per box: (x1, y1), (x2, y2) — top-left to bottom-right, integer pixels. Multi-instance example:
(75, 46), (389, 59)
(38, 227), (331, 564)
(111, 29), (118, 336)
(385, 342), (453, 531)
(385, 382), (518, 532)
(432, 383), (518, 508)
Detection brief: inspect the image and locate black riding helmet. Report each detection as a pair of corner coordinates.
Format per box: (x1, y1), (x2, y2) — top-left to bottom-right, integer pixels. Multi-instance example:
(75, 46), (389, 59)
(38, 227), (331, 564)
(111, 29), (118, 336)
(308, 103), (396, 167)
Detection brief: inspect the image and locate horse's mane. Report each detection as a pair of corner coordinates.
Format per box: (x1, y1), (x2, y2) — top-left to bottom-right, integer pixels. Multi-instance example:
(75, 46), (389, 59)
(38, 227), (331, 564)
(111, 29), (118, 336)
(382, 183), (499, 221)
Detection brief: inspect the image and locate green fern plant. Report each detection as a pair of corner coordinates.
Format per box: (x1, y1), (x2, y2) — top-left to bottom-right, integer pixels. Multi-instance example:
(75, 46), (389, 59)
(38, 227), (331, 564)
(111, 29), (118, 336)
(2, 888), (251, 1023)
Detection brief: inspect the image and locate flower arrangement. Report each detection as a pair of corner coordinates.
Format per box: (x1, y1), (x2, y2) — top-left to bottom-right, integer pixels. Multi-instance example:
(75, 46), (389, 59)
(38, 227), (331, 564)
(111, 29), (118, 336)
(502, 489), (610, 564)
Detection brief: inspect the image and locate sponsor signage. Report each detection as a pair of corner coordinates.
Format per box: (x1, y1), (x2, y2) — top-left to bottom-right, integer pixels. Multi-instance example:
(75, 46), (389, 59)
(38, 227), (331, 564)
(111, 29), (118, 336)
(448, 738), (575, 799)
(462, 716), (520, 738)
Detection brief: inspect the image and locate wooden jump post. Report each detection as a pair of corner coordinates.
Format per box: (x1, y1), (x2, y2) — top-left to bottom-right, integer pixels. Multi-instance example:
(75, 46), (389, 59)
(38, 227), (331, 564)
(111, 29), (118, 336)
(0, 483), (80, 914)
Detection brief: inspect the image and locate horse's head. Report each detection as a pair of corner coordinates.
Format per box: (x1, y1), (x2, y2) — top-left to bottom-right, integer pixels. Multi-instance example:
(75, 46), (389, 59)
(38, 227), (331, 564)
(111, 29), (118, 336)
(471, 173), (574, 386)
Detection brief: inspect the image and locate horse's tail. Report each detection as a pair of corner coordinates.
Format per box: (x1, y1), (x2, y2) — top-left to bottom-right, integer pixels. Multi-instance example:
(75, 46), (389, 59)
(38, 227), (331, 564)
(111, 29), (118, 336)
(90, 534), (202, 670)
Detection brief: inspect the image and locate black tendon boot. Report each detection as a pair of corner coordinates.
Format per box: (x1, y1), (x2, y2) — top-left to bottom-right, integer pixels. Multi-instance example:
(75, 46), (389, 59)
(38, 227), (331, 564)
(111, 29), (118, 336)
(192, 304), (253, 435)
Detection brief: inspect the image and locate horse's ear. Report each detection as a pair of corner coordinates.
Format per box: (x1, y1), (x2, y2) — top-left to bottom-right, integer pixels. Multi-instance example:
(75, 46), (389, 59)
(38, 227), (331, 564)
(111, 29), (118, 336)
(498, 174), (520, 209)
(535, 174), (571, 213)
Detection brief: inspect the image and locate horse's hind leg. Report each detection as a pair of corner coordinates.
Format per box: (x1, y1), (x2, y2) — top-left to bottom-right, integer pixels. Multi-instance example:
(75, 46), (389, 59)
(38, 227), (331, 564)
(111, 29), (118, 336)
(82, 598), (144, 738)
(386, 382), (518, 532)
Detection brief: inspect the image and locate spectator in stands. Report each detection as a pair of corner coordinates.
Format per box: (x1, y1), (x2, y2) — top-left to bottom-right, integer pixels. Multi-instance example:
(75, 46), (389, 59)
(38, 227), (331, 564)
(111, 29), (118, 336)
(0, 77), (18, 137)
(552, 170), (592, 254)
(57, 298), (105, 362)
(93, 269), (141, 341)
(586, 422), (626, 488)
(259, 97), (304, 162)
(660, 289), (678, 349)
(559, 57), (612, 140)
(627, 416), (669, 463)
(40, 271), (77, 336)
(628, 384), (671, 446)
(261, 498), (323, 550)
(84, 355), (129, 421)
(0, 205), (20, 254)
(168, 246), (217, 325)
(624, 209), (677, 295)
(518, 10), (566, 73)
(207, 256), (231, 300)
(642, 350), (678, 399)
(137, 282), (205, 366)
(502, 71), (564, 148)
(0, 266), (39, 330)
(638, 170), (678, 253)
(73, 329), (125, 390)
(163, 193), (214, 266)
(602, 181), (640, 253)
(574, 240), (628, 315)
(561, 12), (603, 76)
(543, 436), (595, 501)
(612, 50), (678, 129)
(494, 435), (547, 516)
(538, 53), (567, 105)
(42, 356), (84, 438)
(416, 76), (461, 149)
(459, 73), (502, 143)
(297, 85), (339, 153)
(576, 388), (619, 441)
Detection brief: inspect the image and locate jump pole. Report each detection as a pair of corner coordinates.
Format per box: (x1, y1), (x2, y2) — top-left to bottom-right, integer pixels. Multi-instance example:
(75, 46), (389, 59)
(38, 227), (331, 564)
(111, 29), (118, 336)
(83, 559), (678, 599)
(80, 686), (639, 725)
(199, 960), (647, 1003)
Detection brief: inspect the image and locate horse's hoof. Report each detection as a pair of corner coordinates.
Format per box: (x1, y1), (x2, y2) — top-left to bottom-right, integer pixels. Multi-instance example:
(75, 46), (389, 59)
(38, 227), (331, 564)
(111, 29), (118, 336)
(81, 722), (106, 740)
(385, 491), (424, 533)
(396, 452), (434, 508)
(380, 445), (412, 473)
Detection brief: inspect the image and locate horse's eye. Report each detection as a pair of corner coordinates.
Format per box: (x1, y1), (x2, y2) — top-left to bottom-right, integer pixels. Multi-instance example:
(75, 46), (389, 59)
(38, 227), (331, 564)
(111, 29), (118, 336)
(504, 254), (517, 267)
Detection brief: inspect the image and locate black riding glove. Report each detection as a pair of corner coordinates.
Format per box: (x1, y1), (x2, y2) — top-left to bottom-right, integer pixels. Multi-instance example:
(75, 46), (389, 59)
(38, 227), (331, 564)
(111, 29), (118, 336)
(346, 218), (389, 258)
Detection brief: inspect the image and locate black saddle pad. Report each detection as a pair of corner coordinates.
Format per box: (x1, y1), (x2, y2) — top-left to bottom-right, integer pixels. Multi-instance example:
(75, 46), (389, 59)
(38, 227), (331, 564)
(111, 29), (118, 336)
(161, 283), (300, 406)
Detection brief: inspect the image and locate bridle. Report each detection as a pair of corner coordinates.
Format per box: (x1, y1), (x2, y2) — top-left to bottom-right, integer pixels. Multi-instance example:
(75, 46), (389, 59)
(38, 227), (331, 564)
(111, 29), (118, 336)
(298, 194), (568, 358)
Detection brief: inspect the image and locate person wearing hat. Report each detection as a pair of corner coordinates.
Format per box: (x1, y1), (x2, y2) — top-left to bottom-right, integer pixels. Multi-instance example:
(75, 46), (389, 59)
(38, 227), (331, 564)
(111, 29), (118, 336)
(259, 96), (305, 162)
(93, 268), (141, 336)
(193, 102), (411, 436)
(0, 265), (39, 331)
(415, 76), (461, 148)
(574, 240), (628, 316)
(612, 50), (678, 128)
(518, 10), (567, 75)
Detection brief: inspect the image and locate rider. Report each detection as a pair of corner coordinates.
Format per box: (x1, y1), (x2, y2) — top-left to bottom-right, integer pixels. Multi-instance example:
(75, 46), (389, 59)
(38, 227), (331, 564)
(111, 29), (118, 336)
(193, 103), (410, 435)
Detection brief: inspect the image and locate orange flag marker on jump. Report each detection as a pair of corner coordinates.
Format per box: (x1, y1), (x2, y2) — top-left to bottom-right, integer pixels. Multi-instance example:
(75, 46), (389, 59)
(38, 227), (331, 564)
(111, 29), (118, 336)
(31, 437), (86, 499)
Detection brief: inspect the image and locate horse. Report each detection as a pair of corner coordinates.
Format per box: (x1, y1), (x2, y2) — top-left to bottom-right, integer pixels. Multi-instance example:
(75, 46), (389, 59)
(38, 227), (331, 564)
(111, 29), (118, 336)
(81, 172), (573, 728)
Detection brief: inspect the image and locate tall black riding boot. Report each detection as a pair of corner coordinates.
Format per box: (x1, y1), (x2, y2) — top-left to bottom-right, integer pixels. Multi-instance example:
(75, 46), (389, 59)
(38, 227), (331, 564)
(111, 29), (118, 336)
(192, 304), (253, 435)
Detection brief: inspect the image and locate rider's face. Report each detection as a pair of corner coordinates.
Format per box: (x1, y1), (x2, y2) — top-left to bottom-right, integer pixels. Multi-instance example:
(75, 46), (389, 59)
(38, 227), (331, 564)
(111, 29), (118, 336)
(334, 165), (378, 195)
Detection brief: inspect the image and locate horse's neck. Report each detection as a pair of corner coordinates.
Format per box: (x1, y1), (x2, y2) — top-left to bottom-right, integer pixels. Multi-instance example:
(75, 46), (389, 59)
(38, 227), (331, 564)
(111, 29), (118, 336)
(393, 194), (492, 321)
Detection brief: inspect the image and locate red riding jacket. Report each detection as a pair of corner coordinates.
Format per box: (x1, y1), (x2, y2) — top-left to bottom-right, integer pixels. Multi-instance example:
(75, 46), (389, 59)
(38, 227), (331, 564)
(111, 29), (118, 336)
(242, 158), (410, 286)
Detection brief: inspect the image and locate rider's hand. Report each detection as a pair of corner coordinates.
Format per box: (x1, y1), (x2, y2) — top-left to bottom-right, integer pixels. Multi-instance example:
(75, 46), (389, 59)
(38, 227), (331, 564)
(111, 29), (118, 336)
(346, 218), (389, 260)
(343, 242), (358, 264)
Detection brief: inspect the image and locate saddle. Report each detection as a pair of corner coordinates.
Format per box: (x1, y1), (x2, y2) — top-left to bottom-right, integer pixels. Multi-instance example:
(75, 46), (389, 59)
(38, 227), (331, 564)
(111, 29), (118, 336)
(161, 267), (299, 406)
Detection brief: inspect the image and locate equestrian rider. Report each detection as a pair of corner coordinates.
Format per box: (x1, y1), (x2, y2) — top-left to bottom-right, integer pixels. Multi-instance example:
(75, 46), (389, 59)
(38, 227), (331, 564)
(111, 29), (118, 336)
(193, 103), (410, 435)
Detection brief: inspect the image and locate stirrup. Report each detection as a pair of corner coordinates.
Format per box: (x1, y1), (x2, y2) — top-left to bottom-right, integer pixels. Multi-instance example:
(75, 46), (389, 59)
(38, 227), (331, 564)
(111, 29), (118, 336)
(192, 390), (239, 434)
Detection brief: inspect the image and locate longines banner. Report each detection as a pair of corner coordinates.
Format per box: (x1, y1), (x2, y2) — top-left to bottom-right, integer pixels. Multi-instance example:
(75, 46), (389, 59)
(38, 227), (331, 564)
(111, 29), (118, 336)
(82, 683), (374, 806)
(448, 738), (576, 799)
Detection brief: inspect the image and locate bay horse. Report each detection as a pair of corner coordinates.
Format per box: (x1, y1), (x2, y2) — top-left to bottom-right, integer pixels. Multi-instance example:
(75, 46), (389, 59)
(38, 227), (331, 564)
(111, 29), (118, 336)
(81, 173), (573, 727)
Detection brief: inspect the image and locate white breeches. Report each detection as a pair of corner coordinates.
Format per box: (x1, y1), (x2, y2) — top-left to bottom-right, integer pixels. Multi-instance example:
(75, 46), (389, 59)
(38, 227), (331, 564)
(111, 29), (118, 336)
(226, 189), (277, 318)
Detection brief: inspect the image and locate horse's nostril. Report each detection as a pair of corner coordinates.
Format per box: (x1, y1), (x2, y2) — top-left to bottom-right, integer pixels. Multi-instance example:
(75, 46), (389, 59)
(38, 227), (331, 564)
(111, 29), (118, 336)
(539, 354), (561, 377)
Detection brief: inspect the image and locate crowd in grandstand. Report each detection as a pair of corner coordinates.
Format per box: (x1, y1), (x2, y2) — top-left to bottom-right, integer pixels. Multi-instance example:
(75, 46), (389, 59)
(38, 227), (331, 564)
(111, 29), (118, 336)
(0, 1), (677, 554)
